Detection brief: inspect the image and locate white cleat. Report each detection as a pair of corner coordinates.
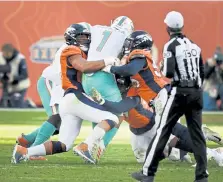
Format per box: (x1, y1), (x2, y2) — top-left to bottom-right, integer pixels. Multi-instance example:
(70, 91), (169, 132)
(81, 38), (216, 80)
(11, 144), (28, 164)
(168, 147), (180, 161)
(73, 143), (96, 164)
(202, 125), (223, 145)
(213, 147), (223, 167)
(182, 154), (193, 164)
(95, 140), (105, 163)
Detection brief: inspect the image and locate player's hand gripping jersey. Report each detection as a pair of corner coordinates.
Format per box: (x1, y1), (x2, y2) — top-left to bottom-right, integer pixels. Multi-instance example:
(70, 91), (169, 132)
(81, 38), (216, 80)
(87, 25), (129, 61)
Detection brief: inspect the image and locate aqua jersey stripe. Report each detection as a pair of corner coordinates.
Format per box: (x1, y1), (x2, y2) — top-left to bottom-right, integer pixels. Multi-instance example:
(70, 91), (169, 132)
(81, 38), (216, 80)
(117, 16), (127, 26)
(85, 23), (91, 31)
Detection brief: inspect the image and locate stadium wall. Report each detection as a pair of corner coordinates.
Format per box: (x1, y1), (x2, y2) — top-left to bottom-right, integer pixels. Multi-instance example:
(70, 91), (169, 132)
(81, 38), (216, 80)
(0, 1), (222, 105)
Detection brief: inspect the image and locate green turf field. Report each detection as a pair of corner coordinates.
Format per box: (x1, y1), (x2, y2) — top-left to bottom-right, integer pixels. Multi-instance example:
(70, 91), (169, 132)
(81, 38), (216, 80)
(0, 110), (223, 182)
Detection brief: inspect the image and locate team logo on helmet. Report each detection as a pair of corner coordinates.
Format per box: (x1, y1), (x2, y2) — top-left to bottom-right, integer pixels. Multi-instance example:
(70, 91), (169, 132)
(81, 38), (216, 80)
(134, 34), (153, 47)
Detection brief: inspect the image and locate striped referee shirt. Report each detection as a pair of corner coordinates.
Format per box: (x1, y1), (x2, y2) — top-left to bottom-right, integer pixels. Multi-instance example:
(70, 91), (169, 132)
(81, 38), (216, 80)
(161, 33), (204, 87)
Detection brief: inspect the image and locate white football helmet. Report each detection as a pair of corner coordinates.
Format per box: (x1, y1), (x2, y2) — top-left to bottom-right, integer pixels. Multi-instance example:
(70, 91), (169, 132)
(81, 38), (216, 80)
(111, 16), (134, 36)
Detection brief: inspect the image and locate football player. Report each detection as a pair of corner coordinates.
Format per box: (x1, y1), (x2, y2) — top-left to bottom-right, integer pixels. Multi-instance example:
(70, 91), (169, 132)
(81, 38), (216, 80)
(11, 23), (120, 164)
(88, 30), (223, 165)
(78, 16), (134, 160)
(16, 22), (92, 150)
(91, 87), (223, 166)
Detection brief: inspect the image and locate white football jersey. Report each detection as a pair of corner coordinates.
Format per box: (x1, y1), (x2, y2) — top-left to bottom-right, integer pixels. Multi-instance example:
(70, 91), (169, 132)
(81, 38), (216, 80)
(41, 43), (68, 106)
(42, 43), (68, 85)
(87, 25), (129, 61)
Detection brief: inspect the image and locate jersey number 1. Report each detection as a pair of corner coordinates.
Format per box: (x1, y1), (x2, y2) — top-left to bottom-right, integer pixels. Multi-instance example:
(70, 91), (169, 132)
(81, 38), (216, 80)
(96, 30), (112, 52)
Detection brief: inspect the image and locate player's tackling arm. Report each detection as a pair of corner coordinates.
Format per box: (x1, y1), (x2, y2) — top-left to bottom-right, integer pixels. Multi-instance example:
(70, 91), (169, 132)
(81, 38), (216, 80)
(68, 54), (105, 73)
(102, 96), (141, 113)
(68, 54), (119, 73)
(110, 58), (146, 76)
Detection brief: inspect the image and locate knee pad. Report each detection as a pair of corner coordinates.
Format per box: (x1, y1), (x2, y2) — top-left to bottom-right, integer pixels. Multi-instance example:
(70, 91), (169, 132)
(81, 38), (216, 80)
(106, 119), (117, 129)
(48, 114), (61, 129)
(52, 141), (66, 154)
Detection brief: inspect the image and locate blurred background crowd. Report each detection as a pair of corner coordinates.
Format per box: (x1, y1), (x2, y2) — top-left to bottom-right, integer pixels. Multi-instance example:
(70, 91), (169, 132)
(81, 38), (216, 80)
(0, 43), (35, 108)
(203, 47), (223, 111)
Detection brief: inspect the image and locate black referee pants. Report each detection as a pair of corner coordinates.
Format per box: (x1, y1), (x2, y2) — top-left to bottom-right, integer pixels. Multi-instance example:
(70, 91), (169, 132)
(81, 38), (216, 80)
(143, 87), (208, 181)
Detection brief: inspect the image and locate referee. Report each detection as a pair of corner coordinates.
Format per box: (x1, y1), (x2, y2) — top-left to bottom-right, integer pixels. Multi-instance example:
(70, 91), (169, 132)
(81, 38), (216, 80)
(132, 11), (208, 182)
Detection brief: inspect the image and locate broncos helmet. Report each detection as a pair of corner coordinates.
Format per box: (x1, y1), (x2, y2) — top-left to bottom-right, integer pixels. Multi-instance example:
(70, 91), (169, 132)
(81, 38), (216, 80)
(122, 30), (153, 55)
(64, 23), (91, 53)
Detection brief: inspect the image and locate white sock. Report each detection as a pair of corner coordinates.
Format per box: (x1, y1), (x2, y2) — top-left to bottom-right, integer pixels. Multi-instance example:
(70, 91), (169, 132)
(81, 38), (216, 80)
(85, 126), (106, 150)
(27, 144), (46, 157)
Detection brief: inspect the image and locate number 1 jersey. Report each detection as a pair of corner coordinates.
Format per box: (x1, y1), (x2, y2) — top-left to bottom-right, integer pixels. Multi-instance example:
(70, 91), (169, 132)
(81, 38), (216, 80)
(87, 25), (128, 61)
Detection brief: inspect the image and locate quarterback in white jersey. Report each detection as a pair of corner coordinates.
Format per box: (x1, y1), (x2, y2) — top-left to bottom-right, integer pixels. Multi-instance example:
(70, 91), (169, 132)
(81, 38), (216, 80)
(77, 16), (134, 162)
(87, 25), (129, 61)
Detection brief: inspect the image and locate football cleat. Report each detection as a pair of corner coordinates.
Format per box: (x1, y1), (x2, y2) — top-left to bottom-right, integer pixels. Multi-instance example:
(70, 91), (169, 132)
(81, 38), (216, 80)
(29, 156), (47, 161)
(168, 147), (180, 161)
(202, 125), (223, 145)
(73, 143), (96, 164)
(181, 154), (192, 164)
(11, 144), (28, 164)
(95, 140), (105, 163)
(131, 171), (154, 182)
(213, 147), (223, 167)
(16, 133), (30, 147)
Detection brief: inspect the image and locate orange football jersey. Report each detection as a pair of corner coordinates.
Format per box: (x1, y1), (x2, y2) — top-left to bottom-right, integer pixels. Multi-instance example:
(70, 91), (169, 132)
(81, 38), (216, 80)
(126, 49), (167, 128)
(60, 45), (87, 90)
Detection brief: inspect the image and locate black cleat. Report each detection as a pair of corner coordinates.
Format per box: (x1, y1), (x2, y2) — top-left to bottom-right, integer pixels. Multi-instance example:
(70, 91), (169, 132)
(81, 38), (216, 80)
(194, 178), (208, 182)
(131, 171), (154, 182)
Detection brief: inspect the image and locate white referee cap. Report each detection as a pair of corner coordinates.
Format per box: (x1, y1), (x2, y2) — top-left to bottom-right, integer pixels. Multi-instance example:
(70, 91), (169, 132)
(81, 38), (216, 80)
(164, 11), (184, 29)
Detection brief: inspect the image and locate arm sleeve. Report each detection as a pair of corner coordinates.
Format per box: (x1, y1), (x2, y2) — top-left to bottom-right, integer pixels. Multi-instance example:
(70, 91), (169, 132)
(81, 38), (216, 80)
(161, 43), (176, 78)
(110, 58), (147, 77)
(102, 96), (141, 113)
(14, 59), (28, 81)
(199, 54), (204, 82)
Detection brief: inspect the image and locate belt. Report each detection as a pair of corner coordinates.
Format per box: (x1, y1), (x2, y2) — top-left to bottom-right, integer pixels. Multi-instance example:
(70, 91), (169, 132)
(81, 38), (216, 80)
(171, 80), (200, 88)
